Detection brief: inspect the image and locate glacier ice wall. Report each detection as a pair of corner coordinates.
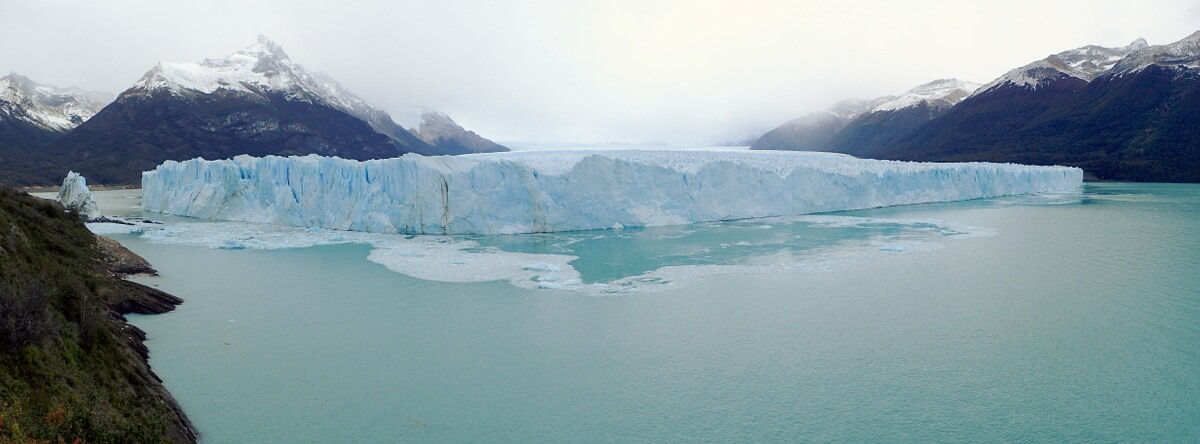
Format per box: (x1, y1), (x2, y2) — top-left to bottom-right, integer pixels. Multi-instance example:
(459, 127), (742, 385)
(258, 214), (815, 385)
(56, 171), (102, 220)
(141, 150), (1082, 235)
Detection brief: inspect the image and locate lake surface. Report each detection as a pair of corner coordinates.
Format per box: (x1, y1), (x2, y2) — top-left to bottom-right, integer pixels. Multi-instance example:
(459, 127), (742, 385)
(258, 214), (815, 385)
(85, 183), (1199, 442)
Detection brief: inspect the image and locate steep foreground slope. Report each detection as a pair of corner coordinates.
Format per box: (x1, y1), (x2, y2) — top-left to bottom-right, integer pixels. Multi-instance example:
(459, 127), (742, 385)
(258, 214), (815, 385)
(0, 188), (195, 442)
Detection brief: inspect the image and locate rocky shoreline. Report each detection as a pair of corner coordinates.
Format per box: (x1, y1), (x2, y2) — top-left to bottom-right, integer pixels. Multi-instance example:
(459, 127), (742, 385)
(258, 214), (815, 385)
(97, 239), (198, 443)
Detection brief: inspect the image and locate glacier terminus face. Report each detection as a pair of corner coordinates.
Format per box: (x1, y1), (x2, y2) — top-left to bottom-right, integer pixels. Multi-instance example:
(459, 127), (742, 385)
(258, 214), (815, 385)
(140, 150), (1083, 235)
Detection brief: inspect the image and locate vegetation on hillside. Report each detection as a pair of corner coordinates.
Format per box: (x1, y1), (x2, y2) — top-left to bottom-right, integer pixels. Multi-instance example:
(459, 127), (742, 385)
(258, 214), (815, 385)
(0, 187), (194, 443)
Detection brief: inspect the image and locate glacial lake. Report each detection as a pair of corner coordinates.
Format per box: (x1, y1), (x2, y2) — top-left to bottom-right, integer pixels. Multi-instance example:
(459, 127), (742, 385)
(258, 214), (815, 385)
(70, 183), (1199, 442)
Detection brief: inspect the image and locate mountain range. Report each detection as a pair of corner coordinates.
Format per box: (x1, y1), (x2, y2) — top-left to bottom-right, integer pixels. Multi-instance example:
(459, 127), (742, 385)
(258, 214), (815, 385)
(0, 36), (506, 186)
(4, 32), (1200, 185)
(753, 31), (1200, 182)
(0, 74), (112, 184)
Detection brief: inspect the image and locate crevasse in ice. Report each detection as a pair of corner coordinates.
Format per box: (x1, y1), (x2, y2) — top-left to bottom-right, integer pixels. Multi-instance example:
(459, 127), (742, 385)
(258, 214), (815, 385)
(141, 150), (1082, 235)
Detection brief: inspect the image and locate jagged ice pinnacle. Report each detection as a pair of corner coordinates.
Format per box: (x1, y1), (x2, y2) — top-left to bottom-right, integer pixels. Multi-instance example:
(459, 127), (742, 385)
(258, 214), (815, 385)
(56, 171), (102, 220)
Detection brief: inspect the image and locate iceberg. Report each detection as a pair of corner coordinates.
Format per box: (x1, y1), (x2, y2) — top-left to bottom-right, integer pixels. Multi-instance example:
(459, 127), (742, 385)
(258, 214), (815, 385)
(141, 150), (1082, 235)
(56, 171), (102, 220)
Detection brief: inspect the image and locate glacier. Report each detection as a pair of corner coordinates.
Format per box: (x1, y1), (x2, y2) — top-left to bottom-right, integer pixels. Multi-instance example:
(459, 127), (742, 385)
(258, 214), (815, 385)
(56, 171), (102, 220)
(141, 150), (1082, 235)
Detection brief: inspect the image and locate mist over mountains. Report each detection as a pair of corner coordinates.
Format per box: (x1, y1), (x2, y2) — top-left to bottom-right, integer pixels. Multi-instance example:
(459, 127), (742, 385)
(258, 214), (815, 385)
(2, 30), (1200, 185)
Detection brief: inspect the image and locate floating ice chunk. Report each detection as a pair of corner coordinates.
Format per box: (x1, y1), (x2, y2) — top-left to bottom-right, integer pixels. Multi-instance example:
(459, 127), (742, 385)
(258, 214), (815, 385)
(538, 278), (582, 290)
(86, 222), (143, 234)
(141, 151), (1082, 235)
(522, 263), (562, 272)
(55, 171), (101, 220)
(217, 239), (249, 249)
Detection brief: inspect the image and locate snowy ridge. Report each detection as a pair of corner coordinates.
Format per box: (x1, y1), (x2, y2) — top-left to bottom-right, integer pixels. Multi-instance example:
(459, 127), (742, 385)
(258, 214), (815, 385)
(974, 38), (1148, 95)
(142, 151), (1081, 235)
(771, 96), (896, 131)
(870, 79), (981, 113)
(0, 73), (112, 131)
(132, 36), (308, 96)
(827, 96), (897, 120)
(1111, 31), (1200, 75)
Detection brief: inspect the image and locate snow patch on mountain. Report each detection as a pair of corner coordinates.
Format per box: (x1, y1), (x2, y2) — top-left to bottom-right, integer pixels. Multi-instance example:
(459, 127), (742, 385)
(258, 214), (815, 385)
(827, 96), (897, 120)
(974, 38), (1149, 95)
(131, 36), (299, 95)
(1111, 31), (1200, 75)
(870, 79), (981, 113)
(770, 96), (896, 132)
(0, 73), (112, 132)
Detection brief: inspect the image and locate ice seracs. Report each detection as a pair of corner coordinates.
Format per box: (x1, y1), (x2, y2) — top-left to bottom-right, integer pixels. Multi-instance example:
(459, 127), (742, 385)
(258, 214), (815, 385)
(142, 150), (1082, 235)
(55, 171), (102, 221)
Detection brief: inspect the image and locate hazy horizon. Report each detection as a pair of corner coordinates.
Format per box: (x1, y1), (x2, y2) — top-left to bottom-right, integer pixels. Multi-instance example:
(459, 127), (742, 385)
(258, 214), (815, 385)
(3, 0), (1198, 145)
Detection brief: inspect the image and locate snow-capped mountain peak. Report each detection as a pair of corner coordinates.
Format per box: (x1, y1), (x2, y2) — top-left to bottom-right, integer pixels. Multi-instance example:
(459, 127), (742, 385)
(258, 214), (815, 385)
(1111, 31), (1200, 75)
(132, 35), (307, 96)
(974, 38), (1148, 95)
(252, 34), (289, 60)
(0, 73), (112, 132)
(870, 79), (981, 113)
(127, 37), (421, 143)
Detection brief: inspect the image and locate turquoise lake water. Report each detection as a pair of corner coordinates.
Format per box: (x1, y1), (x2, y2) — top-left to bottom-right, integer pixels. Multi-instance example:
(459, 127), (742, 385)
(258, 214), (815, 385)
(97, 183), (1199, 442)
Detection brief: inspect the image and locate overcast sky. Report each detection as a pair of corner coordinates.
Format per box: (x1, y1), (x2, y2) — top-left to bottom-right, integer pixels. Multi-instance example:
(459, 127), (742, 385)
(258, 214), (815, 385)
(3, 0), (1198, 144)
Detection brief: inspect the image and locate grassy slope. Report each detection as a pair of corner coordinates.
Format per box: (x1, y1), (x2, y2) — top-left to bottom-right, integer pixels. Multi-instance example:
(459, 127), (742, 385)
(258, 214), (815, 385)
(0, 187), (194, 443)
